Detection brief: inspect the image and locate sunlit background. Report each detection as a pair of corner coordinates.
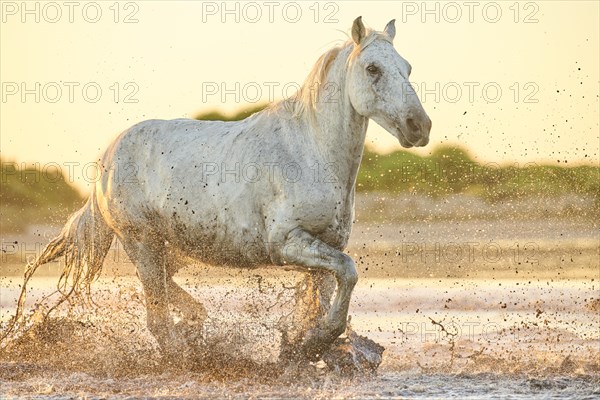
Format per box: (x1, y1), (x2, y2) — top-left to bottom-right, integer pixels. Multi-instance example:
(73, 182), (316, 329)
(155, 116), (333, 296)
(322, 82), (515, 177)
(1, 3), (599, 396)
(1, 1), (598, 192)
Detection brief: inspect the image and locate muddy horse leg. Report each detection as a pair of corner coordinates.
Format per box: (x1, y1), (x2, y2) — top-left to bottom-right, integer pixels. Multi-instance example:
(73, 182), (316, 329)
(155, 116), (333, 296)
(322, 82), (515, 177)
(166, 278), (208, 324)
(120, 237), (183, 356)
(274, 228), (358, 360)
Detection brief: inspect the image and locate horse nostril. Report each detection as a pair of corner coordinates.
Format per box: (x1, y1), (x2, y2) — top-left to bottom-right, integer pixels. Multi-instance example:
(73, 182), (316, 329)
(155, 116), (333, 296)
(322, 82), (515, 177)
(407, 118), (419, 132)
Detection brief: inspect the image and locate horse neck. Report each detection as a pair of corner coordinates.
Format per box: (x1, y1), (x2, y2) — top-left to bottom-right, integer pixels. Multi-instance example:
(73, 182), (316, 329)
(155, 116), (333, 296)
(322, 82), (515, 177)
(309, 51), (368, 192)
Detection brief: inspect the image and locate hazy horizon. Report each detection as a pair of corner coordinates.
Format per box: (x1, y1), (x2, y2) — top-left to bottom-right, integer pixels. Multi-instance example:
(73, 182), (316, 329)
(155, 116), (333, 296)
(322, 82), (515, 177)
(2, 1), (598, 192)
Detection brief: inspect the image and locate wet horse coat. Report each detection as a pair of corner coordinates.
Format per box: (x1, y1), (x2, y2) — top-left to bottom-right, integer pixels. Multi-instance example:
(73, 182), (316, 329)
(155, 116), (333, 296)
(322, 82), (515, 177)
(9, 17), (431, 359)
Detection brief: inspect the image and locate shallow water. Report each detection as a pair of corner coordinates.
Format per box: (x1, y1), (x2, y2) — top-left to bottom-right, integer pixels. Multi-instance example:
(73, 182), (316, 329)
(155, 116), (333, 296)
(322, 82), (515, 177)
(1, 274), (598, 398)
(2, 369), (599, 399)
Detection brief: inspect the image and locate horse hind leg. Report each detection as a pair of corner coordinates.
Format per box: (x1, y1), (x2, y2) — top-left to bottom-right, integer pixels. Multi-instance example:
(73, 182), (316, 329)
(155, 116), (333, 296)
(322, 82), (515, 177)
(163, 260), (208, 350)
(120, 237), (183, 356)
(164, 260), (208, 324)
(167, 278), (208, 324)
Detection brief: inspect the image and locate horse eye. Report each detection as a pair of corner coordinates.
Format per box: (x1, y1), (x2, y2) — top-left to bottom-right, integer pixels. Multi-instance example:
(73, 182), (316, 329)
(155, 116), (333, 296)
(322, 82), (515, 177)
(366, 64), (380, 75)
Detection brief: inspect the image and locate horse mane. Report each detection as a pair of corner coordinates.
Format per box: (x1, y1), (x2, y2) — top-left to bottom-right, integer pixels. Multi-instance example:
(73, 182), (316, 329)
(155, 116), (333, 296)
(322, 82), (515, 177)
(267, 29), (392, 126)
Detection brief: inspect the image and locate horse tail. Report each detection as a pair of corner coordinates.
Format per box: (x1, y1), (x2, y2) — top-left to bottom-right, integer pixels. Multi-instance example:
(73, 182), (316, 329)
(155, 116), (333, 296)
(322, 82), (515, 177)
(2, 191), (115, 341)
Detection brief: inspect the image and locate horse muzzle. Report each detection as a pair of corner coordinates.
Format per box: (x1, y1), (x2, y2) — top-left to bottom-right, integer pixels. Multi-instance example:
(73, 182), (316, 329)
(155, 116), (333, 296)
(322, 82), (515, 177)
(402, 113), (431, 147)
(394, 113), (431, 148)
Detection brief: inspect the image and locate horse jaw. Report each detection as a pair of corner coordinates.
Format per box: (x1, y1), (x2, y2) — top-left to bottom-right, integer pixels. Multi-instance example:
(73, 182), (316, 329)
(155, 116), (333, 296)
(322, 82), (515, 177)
(371, 116), (416, 148)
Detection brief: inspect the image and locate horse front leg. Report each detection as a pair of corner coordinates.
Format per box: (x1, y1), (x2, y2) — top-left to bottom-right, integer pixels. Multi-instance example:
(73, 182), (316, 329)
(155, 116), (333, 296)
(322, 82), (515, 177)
(273, 228), (358, 360)
(288, 271), (336, 346)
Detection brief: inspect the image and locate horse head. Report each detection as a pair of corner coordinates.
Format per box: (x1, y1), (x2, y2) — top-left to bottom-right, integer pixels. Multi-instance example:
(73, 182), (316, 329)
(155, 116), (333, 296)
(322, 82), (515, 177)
(346, 17), (431, 148)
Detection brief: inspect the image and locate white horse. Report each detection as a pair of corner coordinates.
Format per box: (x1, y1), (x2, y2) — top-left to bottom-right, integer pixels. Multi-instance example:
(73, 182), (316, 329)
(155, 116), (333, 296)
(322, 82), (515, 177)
(10, 17), (431, 360)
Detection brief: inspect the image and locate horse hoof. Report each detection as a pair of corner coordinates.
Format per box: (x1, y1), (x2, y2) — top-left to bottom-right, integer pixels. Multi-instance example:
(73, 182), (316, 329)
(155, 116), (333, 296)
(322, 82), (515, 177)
(299, 327), (334, 361)
(322, 330), (385, 375)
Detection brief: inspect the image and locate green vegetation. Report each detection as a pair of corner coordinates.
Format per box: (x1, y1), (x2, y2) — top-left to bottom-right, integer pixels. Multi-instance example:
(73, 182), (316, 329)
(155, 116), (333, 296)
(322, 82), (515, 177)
(195, 103), (268, 122)
(195, 105), (599, 203)
(1, 159), (84, 233)
(358, 146), (599, 202)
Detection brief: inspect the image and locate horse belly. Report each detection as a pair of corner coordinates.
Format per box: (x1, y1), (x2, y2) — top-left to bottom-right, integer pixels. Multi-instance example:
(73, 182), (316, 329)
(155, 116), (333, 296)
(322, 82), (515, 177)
(172, 217), (271, 267)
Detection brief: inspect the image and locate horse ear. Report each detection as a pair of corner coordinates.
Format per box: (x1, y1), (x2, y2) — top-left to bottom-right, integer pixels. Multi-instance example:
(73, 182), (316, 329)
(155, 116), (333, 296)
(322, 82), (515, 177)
(351, 16), (366, 45)
(384, 19), (396, 41)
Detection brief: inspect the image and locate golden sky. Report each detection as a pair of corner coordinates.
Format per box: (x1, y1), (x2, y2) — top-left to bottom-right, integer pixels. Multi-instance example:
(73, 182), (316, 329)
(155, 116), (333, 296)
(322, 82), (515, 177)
(1, 1), (598, 190)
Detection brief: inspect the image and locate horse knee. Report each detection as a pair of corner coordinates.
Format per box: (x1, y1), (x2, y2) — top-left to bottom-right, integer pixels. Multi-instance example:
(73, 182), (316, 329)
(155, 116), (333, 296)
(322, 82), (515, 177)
(337, 255), (358, 287)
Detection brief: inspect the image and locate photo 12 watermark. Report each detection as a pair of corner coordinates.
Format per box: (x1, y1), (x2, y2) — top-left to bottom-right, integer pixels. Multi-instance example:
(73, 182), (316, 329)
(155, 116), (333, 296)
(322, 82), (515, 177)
(200, 80), (340, 105)
(1, 1), (140, 23)
(395, 241), (539, 265)
(399, 1), (540, 24)
(1, 81), (140, 104)
(396, 317), (549, 345)
(405, 81), (540, 104)
(1, 160), (344, 186)
(198, 80), (540, 106)
(199, 1), (340, 23)
(0, 238), (540, 266)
